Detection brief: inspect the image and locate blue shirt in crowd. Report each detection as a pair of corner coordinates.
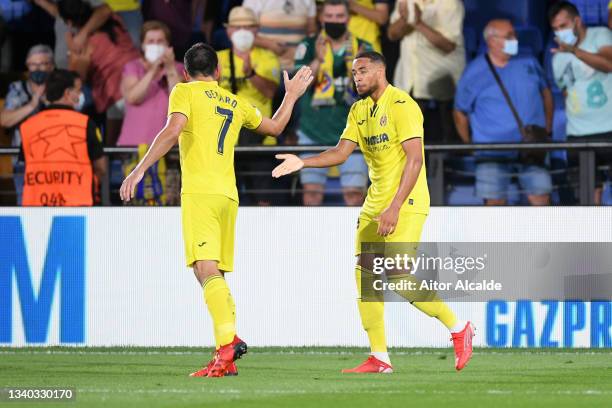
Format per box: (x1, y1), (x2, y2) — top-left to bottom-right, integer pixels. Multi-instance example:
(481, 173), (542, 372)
(455, 54), (548, 157)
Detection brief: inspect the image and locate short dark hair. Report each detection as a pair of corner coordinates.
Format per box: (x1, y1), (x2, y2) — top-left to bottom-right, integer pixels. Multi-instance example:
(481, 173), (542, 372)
(45, 69), (79, 102)
(58, 0), (92, 28)
(323, 0), (349, 11)
(354, 50), (386, 66)
(548, 1), (580, 22)
(184, 42), (218, 78)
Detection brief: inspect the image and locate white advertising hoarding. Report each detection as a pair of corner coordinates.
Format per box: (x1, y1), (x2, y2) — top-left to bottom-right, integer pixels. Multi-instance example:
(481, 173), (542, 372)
(1, 207), (610, 348)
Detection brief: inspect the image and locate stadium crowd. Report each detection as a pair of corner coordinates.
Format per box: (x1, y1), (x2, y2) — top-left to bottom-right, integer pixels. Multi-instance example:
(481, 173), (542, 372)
(0, 0), (610, 206)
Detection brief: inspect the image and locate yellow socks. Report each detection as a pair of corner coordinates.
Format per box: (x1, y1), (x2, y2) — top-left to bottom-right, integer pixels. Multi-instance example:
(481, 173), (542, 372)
(412, 300), (457, 330)
(355, 265), (387, 353)
(203, 275), (236, 349)
(385, 273), (458, 330)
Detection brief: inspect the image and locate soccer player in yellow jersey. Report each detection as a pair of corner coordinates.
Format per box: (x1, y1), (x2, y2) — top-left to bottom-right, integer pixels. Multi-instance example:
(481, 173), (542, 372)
(273, 51), (475, 373)
(119, 43), (313, 378)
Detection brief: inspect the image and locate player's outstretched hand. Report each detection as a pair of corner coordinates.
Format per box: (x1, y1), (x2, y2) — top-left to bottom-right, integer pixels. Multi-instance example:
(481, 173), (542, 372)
(119, 169), (145, 202)
(283, 66), (314, 99)
(272, 154), (304, 178)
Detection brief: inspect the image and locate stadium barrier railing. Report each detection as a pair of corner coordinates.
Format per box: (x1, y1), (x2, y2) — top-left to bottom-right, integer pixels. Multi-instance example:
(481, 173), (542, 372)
(0, 142), (610, 206)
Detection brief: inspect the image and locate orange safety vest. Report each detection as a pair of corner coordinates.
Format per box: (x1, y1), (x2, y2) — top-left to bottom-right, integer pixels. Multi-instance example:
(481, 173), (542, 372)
(20, 108), (94, 206)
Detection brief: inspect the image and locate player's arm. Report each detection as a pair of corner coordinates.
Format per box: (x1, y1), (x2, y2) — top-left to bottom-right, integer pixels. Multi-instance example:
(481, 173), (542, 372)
(119, 113), (187, 201)
(272, 102), (360, 178)
(272, 139), (357, 178)
(254, 66), (314, 137)
(376, 138), (423, 236)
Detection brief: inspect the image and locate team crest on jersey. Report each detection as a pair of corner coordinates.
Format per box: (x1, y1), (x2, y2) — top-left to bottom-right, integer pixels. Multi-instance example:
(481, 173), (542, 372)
(379, 114), (387, 127)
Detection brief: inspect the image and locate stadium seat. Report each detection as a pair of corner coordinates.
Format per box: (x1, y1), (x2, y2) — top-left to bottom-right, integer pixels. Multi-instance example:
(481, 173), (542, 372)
(462, 0), (548, 34)
(445, 156), (482, 205)
(543, 32), (567, 97)
(446, 184), (483, 205)
(516, 26), (544, 55)
(569, 0), (609, 26)
(463, 26), (478, 61)
(0, 0), (32, 22)
(446, 182), (523, 205)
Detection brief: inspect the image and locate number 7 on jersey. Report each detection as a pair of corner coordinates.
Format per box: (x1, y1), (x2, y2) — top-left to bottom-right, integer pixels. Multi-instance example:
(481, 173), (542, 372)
(215, 106), (233, 155)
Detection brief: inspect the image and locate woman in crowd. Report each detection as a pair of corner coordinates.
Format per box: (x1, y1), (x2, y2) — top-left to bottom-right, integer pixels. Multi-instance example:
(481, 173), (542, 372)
(116, 21), (183, 205)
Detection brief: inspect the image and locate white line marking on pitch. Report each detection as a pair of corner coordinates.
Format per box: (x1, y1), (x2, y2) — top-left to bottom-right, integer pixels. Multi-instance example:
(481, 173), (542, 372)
(74, 388), (612, 396)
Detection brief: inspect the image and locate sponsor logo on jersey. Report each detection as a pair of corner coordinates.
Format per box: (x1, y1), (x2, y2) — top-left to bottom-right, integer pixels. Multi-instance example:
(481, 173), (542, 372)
(363, 133), (389, 146)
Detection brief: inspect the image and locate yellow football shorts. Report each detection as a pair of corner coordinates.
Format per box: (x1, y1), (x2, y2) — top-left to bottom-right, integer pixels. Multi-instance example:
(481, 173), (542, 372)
(181, 193), (238, 271)
(355, 212), (427, 256)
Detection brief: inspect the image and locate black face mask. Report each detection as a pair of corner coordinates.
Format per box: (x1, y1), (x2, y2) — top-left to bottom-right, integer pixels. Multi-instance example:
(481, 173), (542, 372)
(30, 70), (48, 85)
(324, 22), (347, 40)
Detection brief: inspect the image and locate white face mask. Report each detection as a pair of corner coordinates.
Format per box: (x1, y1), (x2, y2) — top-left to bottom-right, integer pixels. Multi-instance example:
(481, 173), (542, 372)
(144, 44), (166, 63)
(503, 39), (519, 56)
(231, 29), (255, 52)
(555, 27), (578, 46)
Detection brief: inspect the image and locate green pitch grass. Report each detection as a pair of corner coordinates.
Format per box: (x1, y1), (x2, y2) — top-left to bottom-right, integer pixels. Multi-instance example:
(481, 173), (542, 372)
(1, 347), (611, 408)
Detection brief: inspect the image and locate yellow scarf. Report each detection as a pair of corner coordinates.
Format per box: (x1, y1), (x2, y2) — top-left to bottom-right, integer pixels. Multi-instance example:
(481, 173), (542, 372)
(312, 32), (360, 107)
(123, 144), (167, 205)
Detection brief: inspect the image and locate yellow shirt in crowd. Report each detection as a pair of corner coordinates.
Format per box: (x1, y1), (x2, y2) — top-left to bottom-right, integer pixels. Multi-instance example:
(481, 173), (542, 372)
(218, 47), (280, 143)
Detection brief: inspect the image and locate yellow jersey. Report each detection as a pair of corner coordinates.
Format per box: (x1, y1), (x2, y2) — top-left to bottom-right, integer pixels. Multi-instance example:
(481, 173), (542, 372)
(105, 0), (140, 12)
(348, 0), (386, 52)
(340, 85), (429, 218)
(217, 47), (280, 119)
(168, 81), (263, 201)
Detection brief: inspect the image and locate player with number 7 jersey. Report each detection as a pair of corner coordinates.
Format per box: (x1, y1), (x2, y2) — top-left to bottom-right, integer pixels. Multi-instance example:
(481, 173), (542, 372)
(119, 43), (313, 377)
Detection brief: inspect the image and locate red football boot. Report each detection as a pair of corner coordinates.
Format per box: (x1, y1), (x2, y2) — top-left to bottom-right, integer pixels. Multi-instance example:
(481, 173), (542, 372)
(189, 360), (238, 377)
(451, 321), (475, 371)
(342, 355), (393, 374)
(207, 336), (248, 378)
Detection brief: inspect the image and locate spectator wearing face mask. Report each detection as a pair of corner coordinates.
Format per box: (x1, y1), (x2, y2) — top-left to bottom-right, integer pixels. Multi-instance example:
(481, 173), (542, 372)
(0, 44), (55, 205)
(116, 20), (183, 205)
(1, 45), (55, 144)
(549, 1), (612, 204)
(294, 0), (372, 206)
(18, 69), (107, 206)
(453, 19), (554, 206)
(117, 21), (183, 147)
(217, 6), (282, 205)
